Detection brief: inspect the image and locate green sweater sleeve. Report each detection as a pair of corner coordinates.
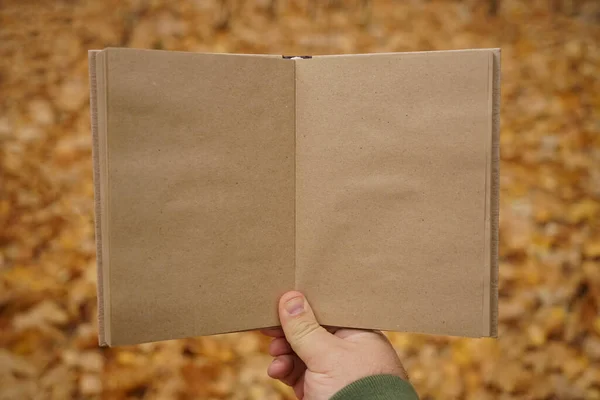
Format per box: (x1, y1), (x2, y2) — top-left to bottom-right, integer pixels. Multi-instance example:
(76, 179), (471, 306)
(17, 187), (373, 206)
(330, 375), (419, 400)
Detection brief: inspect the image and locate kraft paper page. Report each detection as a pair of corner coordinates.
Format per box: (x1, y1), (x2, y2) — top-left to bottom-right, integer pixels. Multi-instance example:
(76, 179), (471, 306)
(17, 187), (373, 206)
(295, 50), (497, 337)
(95, 49), (295, 345)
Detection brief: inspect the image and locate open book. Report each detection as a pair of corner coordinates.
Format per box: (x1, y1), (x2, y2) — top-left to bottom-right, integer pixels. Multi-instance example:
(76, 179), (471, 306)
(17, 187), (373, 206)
(89, 48), (500, 346)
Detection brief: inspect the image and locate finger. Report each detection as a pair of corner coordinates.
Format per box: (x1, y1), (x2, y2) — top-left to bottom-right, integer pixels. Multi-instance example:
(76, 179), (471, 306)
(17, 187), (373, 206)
(269, 337), (293, 357)
(278, 291), (338, 367)
(293, 373), (305, 399)
(323, 325), (339, 335)
(279, 354), (306, 387)
(335, 328), (382, 340)
(260, 327), (285, 338)
(267, 355), (294, 379)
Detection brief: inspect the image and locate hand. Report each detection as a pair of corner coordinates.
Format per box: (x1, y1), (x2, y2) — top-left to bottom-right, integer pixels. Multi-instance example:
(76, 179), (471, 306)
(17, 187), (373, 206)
(261, 291), (408, 400)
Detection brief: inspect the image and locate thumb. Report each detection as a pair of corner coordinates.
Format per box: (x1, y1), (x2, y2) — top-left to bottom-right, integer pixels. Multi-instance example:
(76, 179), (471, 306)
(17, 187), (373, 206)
(278, 291), (338, 366)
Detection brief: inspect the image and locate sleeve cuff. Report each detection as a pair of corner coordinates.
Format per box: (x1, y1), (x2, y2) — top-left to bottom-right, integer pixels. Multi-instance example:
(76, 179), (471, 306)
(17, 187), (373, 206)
(330, 374), (419, 400)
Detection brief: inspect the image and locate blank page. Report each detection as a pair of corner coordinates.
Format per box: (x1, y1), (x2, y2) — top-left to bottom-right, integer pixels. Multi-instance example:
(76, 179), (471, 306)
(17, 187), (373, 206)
(95, 49), (295, 345)
(295, 50), (498, 337)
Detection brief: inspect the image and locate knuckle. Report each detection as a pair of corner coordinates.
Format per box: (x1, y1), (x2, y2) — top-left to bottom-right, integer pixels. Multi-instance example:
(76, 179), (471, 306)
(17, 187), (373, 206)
(291, 319), (321, 342)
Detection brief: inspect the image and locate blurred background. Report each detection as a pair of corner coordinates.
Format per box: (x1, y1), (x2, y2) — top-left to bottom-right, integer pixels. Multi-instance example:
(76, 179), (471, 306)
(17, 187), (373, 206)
(1, 0), (599, 399)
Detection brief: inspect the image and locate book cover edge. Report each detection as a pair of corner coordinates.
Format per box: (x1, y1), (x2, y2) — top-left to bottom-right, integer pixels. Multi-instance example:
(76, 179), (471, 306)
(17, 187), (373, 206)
(88, 50), (109, 347)
(490, 48), (501, 338)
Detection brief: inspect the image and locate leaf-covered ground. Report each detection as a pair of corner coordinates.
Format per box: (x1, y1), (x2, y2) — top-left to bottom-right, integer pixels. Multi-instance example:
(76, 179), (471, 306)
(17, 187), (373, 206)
(1, 0), (600, 399)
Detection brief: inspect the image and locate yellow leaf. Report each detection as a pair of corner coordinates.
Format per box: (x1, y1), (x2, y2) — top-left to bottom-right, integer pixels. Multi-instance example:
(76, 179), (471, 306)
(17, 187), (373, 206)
(563, 356), (588, 379)
(0, 200), (10, 217)
(584, 240), (600, 258)
(545, 307), (566, 332)
(528, 325), (546, 347)
(116, 351), (141, 366)
(587, 389), (600, 400)
(567, 199), (599, 223)
(452, 342), (472, 367)
(594, 318), (600, 336)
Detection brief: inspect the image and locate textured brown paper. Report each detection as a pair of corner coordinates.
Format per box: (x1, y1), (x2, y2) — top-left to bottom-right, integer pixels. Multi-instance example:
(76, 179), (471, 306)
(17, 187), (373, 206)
(296, 50), (498, 337)
(90, 49), (295, 346)
(89, 48), (499, 346)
